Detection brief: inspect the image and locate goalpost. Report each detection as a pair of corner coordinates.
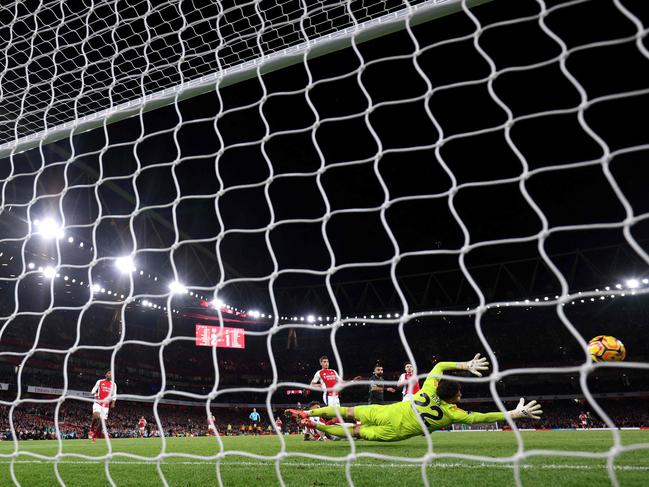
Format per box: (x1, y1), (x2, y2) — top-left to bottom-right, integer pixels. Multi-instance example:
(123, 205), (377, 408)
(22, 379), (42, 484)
(1, 0), (648, 486)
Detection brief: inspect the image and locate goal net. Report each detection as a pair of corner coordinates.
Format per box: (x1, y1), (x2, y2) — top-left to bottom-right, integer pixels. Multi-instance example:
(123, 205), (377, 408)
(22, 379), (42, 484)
(1, 0), (648, 485)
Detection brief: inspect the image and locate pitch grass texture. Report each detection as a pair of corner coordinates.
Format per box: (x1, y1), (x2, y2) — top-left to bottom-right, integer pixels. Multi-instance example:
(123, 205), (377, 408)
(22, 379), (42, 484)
(0, 431), (647, 486)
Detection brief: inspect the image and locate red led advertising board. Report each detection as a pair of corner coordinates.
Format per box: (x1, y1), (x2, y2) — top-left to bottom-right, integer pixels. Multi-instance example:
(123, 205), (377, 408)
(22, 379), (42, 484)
(195, 325), (245, 349)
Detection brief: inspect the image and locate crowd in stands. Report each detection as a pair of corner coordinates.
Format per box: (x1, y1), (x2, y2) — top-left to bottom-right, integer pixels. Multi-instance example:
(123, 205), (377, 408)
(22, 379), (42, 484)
(0, 396), (647, 441)
(0, 402), (86, 440)
(467, 398), (649, 430)
(0, 399), (305, 441)
(1, 354), (645, 408)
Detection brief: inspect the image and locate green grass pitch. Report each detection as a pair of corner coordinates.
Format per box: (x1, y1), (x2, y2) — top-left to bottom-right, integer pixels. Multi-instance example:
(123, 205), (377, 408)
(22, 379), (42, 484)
(0, 431), (647, 486)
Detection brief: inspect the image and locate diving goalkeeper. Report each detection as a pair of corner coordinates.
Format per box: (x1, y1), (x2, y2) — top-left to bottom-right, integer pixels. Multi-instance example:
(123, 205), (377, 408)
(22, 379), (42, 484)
(285, 354), (542, 442)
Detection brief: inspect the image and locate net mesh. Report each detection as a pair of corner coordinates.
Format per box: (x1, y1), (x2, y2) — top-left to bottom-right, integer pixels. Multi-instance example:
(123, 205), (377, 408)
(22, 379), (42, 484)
(0, 0), (434, 144)
(1, 0), (649, 485)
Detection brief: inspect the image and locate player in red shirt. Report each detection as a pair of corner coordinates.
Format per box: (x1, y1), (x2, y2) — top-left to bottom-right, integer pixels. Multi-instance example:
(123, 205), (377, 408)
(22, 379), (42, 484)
(275, 417), (283, 434)
(579, 412), (588, 430)
(397, 362), (421, 402)
(207, 413), (217, 436)
(89, 371), (117, 443)
(303, 401), (328, 441)
(311, 356), (360, 407)
(138, 416), (147, 438)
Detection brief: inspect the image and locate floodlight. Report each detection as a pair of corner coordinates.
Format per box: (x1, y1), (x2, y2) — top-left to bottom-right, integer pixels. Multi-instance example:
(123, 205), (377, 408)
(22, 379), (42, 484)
(626, 279), (640, 289)
(168, 281), (187, 294)
(35, 218), (64, 239)
(115, 256), (135, 274)
(42, 266), (56, 278)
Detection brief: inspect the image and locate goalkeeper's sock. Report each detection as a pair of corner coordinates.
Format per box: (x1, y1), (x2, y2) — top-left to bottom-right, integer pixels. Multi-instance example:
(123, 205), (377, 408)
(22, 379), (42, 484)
(309, 406), (349, 419)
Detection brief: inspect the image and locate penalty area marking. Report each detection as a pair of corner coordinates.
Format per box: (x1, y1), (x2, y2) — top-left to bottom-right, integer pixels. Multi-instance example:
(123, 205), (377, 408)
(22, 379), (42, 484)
(0, 460), (647, 471)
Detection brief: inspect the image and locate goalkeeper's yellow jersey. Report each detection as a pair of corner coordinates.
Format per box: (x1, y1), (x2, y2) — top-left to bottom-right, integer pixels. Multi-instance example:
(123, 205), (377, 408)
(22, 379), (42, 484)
(399, 361), (506, 437)
(354, 361), (506, 441)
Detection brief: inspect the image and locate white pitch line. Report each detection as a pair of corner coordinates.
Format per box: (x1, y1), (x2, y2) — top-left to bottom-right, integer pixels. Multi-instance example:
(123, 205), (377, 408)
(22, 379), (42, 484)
(0, 460), (647, 471)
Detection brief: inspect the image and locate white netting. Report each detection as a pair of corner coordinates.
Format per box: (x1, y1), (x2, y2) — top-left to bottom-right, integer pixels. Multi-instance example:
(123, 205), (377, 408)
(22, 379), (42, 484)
(1, 0), (649, 485)
(0, 0), (435, 146)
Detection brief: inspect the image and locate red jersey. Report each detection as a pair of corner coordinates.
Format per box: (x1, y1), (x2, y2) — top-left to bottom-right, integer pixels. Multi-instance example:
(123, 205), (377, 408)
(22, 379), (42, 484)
(312, 369), (341, 397)
(579, 413), (587, 423)
(138, 419), (147, 428)
(398, 372), (420, 396)
(91, 379), (117, 407)
(306, 416), (327, 440)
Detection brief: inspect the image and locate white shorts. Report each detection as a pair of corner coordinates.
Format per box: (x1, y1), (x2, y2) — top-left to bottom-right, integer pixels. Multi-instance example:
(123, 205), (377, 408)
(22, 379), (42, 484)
(324, 394), (339, 407)
(92, 403), (109, 420)
(402, 394), (413, 402)
(305, 425), (326, 439)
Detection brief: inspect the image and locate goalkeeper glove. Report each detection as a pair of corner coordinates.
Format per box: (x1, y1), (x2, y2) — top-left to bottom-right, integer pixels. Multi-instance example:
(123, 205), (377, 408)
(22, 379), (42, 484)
(509, 398), (543, 420)
(459, 353), (489, 376)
